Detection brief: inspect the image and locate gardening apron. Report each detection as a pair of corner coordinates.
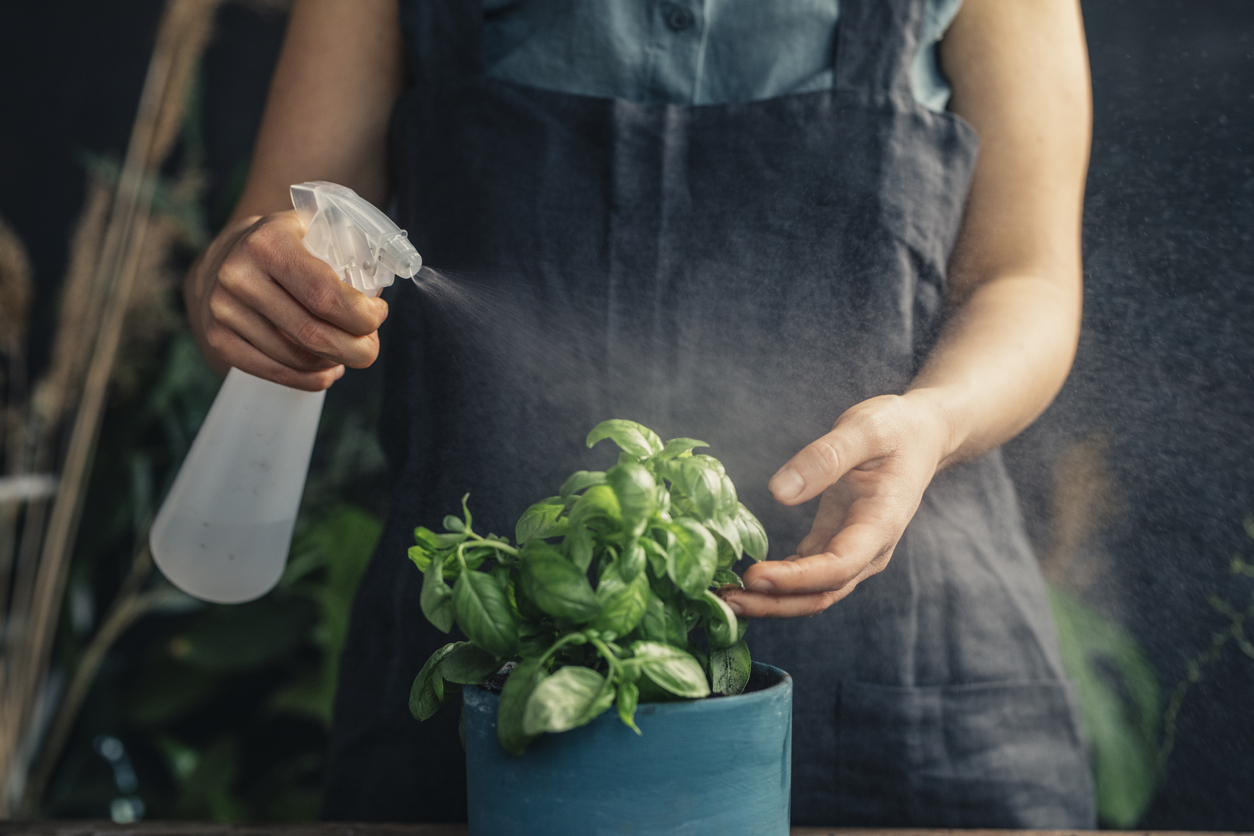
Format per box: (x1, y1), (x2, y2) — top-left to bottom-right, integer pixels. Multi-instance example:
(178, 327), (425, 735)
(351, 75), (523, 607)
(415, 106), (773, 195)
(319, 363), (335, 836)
(323, 0), (1097, 827)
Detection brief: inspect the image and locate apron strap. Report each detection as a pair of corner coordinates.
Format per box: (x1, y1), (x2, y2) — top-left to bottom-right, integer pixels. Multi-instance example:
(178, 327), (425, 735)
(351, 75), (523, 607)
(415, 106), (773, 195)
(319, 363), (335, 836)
(833, 0), (928, 106)
(398, 0), (484, 92)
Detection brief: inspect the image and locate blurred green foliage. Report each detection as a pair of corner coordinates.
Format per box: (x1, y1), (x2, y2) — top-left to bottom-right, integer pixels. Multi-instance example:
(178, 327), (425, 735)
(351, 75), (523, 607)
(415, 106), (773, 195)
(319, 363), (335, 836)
(1050, 587), (1161, 828)
(1051, 519), (1254, 829)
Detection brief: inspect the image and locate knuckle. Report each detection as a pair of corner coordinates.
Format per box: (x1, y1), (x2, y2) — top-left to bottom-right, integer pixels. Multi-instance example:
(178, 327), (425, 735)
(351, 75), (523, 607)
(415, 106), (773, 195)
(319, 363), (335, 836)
(204, 324), (228, 352)
(241, 223), (280, 260)
(809, 439), (842, 475)
(216, 258), (246, 292)
(305, 283), (342, 319)
(857, 411), (897, 449)
(295, 318), (333, 354)
(809, 592), (839, 616)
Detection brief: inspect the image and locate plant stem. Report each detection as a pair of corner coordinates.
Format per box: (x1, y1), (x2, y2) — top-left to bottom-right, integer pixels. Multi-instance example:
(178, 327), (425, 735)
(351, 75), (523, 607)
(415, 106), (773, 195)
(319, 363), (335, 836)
(537, 632), (588, 668)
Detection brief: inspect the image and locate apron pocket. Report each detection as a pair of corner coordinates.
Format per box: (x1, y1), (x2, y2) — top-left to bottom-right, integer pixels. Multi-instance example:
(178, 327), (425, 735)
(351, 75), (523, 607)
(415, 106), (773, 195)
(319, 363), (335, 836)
(836, 679), (1095, 828)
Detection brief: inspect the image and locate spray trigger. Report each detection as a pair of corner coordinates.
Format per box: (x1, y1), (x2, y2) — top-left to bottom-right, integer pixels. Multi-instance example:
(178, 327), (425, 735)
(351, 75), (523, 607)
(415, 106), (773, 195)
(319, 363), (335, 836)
(290, 181), (423, 292)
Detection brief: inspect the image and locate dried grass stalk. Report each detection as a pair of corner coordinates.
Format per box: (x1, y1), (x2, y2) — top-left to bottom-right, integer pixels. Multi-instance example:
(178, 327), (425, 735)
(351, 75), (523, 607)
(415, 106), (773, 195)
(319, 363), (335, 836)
(0, 0), (225, 815)
(0, 215), (34, 650)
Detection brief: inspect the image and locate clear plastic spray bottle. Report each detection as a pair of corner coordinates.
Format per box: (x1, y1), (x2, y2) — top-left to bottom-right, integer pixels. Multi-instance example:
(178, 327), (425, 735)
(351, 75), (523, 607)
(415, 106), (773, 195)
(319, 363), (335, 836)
(150, 182), (422, 603)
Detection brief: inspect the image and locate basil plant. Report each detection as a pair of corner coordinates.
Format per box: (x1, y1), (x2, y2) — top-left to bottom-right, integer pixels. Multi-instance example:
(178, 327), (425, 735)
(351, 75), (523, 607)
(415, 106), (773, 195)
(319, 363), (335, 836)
(406, 419), (769, 754)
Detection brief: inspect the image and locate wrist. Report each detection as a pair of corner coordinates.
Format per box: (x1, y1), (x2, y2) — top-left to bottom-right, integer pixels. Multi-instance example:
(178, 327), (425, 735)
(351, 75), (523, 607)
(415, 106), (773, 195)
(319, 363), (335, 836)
(900, 387), (967, 472)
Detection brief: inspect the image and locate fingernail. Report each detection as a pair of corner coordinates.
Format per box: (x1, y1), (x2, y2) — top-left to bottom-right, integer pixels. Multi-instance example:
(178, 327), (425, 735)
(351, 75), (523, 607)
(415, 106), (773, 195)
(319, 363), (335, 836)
(726, 598), (744, 615)
(770, 467), (804, 501)
(746, 578), (775, 593)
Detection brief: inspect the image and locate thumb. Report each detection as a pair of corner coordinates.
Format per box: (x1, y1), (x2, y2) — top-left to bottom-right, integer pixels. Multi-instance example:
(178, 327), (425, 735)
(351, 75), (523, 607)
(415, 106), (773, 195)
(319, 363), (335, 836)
(768, 415), (887, 506)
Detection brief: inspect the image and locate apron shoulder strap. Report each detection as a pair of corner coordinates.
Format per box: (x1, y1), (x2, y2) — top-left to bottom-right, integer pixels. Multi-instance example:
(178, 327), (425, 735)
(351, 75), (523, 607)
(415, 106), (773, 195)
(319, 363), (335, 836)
(397, 0), (484, 91)
(834, 0), (929, 106)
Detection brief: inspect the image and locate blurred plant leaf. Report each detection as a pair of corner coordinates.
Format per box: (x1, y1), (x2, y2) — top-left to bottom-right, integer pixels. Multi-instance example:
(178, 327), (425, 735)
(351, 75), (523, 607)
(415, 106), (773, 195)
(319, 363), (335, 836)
(125, 661), (219, 727)
(168, 598), (315, 672)
(270, 504), (381, 725)
(1050, 586), (1161, 828)
(159, 736), (246, 822)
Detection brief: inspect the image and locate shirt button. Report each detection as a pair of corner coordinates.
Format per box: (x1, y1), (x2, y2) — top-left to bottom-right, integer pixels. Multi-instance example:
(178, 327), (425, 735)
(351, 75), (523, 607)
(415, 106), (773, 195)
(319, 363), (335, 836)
(661, 2), (694, 32)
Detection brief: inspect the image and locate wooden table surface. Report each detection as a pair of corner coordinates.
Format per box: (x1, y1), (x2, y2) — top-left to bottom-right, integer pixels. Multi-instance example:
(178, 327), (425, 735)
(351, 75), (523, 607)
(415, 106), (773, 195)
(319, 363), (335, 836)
(0, 823), (1246, 836)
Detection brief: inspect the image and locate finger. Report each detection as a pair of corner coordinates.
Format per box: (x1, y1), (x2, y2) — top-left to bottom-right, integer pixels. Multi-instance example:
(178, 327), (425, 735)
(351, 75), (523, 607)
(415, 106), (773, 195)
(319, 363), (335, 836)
(239, 212), (390, 336)
(218, 256), (383, 369)
(768, 415), (891, 506)
(741, 517), (891, 595)
(204, 321), (344, 392)
(719, 579), (863, 618)
(209, 287), (341, 372)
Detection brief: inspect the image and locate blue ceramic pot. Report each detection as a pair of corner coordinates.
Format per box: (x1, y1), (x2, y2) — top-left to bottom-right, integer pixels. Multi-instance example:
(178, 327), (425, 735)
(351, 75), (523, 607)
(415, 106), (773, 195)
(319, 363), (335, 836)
(463, 662), (792, 836)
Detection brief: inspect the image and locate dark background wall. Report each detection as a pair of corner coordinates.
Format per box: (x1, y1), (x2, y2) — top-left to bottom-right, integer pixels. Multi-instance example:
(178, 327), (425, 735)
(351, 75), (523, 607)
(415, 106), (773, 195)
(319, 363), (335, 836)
(1, 0), (1252, 827)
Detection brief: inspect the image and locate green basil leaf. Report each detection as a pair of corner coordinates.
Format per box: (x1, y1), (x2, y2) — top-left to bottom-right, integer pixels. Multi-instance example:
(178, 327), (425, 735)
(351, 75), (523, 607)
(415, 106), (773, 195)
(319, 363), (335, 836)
(710, 639), (752, 696)
(641, 536), (669, 578)
(420, 552), (456, 633)
(688, 639), (710, 679)
(463, 546), (496, 572)
(523, 666), (613, 735)
(663, 458), (722, 520)
(706, 515), (743, 561)
(606, 463), (658, 535)
(515, 497), (569, 543)
(570, 484), (622, 528)
(564, 525), (595, 572)
(655, 437), (709, 461)
(716, 472), (738, 518)
(636, 592), (669, 642)
(518, 621), (555, 656)
(629, 641), (710, 699)
(443, 514), (466, 532)
(409, 642), (460, 721)
(619, 541), (646, 581)
(701, 590), (739, 649)
(560, 470), (607, 500)
(520, 543), (601, 622)
(665, 519), (718, 598)
(415, 526), (467, 550)
(408, 544), (435, 572)
(733, 503), (769, 561)
(453, 571), (519, 657)
(592, 558), (650, 635)
(441, 641), (502, 685)
(713, 568), (743, 588)
(616, 679), (642, 734)
(664, 599), (690, 647)
(497, 660), (544, 755)
(461, 493), (474, 531)
(692, 454), (726, 475)
(585, 419), (664, 460)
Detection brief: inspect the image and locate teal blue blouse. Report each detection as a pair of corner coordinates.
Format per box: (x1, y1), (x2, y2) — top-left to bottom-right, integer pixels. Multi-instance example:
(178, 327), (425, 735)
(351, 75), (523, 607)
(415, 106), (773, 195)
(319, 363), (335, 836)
(482, 0), (964, 111)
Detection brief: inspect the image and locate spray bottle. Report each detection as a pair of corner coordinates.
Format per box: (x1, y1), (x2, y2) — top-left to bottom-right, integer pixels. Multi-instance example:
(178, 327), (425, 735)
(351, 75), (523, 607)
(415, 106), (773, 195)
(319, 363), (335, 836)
(150, 182), (422, 603)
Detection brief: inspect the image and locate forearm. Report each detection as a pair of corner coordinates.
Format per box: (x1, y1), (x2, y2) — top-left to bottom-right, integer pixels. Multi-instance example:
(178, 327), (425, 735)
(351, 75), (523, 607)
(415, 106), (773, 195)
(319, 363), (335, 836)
(905, 267), (1081, 470)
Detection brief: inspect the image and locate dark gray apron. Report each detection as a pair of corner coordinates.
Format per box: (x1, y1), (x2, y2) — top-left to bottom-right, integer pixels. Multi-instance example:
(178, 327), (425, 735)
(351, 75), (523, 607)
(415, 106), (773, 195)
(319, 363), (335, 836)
(323, 0), (1097, 827)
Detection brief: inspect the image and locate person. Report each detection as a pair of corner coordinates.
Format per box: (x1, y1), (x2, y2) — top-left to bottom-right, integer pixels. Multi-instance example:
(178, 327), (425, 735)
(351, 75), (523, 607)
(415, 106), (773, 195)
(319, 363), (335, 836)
(184, 0), (1094, 826)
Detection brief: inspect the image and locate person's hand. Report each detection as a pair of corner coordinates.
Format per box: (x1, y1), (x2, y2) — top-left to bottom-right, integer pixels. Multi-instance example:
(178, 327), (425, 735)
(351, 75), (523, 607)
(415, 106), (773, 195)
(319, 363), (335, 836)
(186, 210), (389, 391)
(720, 393), (953, 618)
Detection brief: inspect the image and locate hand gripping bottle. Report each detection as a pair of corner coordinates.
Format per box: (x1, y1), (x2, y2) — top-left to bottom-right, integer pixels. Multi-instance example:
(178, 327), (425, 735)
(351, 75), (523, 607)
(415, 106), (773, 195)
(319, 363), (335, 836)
(150, 182), (422, 603)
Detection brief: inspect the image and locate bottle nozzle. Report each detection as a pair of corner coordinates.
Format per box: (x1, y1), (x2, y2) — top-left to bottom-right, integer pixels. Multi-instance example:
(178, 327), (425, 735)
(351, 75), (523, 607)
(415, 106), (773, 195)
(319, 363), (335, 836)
(376, 231), (423, 278)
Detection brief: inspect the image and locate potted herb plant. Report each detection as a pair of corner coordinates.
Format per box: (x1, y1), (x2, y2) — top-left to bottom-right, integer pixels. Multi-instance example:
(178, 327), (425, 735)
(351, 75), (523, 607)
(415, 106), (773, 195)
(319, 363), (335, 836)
(407, 420), (792, 836)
